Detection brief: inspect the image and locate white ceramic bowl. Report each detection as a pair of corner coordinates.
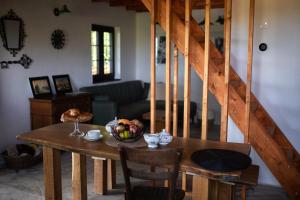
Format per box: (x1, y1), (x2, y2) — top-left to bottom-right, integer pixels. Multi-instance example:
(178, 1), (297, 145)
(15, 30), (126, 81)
(105, 119), (118, 134)
(143, 133), (160, 148)
(159, 134), (173, 145)
(86, 130), (101, 139)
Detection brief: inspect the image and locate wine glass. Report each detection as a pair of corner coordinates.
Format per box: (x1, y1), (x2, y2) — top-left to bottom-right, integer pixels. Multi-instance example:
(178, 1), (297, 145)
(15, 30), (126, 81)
(69, 118), (85, 137)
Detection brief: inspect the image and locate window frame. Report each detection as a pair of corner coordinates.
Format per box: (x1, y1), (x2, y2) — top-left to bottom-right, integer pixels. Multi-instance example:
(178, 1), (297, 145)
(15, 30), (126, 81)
(91, 24), (115, 83)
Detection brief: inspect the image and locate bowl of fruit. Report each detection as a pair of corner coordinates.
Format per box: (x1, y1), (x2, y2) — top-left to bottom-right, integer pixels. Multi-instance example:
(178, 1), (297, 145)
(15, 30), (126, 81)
(111, 119), (144, 143)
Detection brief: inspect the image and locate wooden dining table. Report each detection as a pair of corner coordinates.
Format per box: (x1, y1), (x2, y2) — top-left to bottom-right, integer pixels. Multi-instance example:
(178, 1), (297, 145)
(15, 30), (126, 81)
(17, 123), (251, 200)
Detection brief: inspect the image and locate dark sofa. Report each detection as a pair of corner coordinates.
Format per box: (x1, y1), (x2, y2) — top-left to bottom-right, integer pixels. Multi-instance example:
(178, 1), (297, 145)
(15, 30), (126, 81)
(80, 80), (197, 125)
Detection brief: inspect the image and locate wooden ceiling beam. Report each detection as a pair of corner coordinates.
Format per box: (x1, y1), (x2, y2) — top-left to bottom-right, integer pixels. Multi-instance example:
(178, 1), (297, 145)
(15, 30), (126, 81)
(92, 0), (224, 12)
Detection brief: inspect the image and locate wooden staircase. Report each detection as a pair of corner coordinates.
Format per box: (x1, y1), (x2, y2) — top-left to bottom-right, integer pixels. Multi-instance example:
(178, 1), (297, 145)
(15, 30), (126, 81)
(137, 0), (300, 199)
(94, 0), (300, 198)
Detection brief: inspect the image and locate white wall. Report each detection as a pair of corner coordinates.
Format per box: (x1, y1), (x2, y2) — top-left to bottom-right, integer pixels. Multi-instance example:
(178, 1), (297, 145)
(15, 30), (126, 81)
(135, 13), (221, 123)
(0, 0), (136, 154)
(228, 0), (300, 186)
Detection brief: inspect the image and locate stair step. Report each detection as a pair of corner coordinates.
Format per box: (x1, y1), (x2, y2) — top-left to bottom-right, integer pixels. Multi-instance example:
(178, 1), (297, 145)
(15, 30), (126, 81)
(197, 36), (205, 43)
(250, 101), (259, 112)
(266, 126), (276, 136)
(281, 148), (300, 170)
(211, 57), (224, 65)
(230, 80), (241, 88)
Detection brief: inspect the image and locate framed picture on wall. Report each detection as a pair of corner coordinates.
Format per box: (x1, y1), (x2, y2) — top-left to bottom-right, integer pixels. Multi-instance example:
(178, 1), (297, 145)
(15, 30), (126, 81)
(52, 74), (73, 94)
(156, 36), (166, 64)
(29, 76), (53, 98)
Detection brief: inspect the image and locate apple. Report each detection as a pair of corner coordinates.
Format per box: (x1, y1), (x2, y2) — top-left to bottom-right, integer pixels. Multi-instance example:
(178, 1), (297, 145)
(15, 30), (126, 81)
(116, 125), (125, 133)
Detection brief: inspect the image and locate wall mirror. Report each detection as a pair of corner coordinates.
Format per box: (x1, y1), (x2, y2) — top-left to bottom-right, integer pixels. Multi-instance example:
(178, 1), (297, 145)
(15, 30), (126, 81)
(0, 9), (26, 57)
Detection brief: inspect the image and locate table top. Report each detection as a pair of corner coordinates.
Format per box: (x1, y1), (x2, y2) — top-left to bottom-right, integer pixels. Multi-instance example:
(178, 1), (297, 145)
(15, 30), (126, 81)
(17, 123), (251, 180)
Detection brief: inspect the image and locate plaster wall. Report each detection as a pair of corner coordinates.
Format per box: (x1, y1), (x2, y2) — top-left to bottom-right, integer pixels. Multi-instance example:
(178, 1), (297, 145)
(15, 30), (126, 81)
(0, 0), (136, 154)
(228, 0), (300, 186)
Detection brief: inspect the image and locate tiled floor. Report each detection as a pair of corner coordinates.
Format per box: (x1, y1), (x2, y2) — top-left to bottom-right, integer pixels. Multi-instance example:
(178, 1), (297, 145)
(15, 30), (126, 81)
(0, 152), (290, 200)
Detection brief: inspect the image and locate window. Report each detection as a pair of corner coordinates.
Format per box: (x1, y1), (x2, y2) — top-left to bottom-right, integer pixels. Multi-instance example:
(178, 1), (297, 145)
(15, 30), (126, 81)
(91, 25), (115, 83)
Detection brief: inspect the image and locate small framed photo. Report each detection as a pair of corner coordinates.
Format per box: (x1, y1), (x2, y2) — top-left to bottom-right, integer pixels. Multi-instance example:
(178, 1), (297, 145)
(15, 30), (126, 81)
(29, 76), (52, 98)
(52, 74), (73, 94)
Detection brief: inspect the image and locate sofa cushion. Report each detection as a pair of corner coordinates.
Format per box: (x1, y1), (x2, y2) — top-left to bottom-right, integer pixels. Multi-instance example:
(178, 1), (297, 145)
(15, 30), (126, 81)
(118, 100), (150, 120)
(94, 95), (110, 101)
(142, 82), (150, 100)
(80, 80), (145, 105)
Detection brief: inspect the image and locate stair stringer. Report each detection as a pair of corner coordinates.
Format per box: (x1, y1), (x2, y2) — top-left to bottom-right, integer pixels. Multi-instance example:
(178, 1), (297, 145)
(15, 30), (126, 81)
(140, 0), (300, 199)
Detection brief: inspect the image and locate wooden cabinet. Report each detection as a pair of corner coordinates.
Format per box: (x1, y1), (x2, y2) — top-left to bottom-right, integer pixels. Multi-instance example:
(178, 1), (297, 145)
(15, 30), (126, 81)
(30, 93), (91, 130)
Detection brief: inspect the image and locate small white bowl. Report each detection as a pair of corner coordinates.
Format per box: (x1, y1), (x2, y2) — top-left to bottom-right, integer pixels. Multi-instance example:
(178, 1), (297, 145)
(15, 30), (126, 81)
(158, 129), (173, 145)
(143, 133), (160, 148)
(86, 129), (101, 139)
(105, 118), (118, 134)
(159, 135), (173, 145)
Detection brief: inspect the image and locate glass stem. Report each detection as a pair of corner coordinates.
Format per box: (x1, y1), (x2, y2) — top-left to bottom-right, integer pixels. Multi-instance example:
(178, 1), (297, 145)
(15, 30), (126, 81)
(74, 119), (79, 132)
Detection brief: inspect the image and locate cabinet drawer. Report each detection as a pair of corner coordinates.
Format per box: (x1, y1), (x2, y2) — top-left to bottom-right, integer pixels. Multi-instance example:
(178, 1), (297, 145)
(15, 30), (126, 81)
(30, 102), (52, 115)
(29, 94), (91, 130)
(31, 114), (53, 129)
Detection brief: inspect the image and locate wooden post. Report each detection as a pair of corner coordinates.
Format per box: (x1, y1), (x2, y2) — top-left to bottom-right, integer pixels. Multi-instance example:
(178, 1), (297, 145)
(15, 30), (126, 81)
(72, 153), (87, 200)
(182, 0), (191, 192)
(173, 45), (179, 136)
(150, 0), (157, 133)
(93, 159), (107, 195)
(192, 176), (209, 200)
(220, 0), (232, 142)
(183, 0), (191, 138)
(245, 0), (255, 143)
(201, 0), (211, 140)
(43, 147), (62, 200)
(165, 0), (172, 133)
(108, 159), (116, 190)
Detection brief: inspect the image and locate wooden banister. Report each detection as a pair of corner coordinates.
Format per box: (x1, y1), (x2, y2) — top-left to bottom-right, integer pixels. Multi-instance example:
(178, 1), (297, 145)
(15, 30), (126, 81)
(220, 0), (232, 142)
(173, 45), (179, 137)
(150, 0), (157, 133)
(183, 0), (191, 139)
(245, 0), (255, 144)
(201, 0), (211, 140)
(165, 0), (172, 133)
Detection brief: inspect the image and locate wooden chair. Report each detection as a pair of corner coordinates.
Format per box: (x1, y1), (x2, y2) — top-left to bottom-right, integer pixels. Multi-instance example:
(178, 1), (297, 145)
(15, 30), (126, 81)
(118, 146), (185, 200)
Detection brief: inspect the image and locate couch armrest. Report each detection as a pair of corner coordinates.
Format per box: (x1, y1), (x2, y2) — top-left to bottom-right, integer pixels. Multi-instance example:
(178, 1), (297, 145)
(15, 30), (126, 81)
(92, 100), (117, 125)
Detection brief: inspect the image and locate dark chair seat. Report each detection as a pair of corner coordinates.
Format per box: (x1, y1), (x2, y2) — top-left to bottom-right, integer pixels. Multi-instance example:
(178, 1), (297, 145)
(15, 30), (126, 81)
(132, 186), (185, 200)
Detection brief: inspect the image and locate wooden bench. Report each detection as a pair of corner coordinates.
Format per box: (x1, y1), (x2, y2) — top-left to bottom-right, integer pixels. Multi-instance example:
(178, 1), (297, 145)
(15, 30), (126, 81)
(232, 165), (259, 200)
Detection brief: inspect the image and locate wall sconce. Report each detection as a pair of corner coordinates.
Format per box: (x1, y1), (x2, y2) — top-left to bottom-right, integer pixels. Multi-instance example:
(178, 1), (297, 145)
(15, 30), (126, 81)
(53, 5), (71, 16)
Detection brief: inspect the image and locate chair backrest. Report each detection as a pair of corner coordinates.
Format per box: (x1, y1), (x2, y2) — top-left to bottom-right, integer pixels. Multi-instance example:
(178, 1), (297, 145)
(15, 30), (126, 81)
(119, 146), (183, 200)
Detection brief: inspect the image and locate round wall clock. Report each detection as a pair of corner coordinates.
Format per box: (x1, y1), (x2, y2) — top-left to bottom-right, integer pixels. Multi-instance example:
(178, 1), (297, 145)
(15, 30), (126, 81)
(51, 29), (65, 49)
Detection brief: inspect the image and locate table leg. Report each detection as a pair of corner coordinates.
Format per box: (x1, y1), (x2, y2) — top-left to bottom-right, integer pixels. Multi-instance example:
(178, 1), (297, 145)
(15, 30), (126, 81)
(72, 153), (87, 200)
(192, 176), (209, 200)
(192, 175), (234, 200)
(94, 159), (108, 194)
(214, 181), (234, 200)
(108, 159), (116, 189)
(43, 147), (62, 200)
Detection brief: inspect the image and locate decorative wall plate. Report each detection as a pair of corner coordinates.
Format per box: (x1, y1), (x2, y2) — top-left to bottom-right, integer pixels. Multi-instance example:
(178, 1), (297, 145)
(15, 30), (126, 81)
(51, 29), (65, 49)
